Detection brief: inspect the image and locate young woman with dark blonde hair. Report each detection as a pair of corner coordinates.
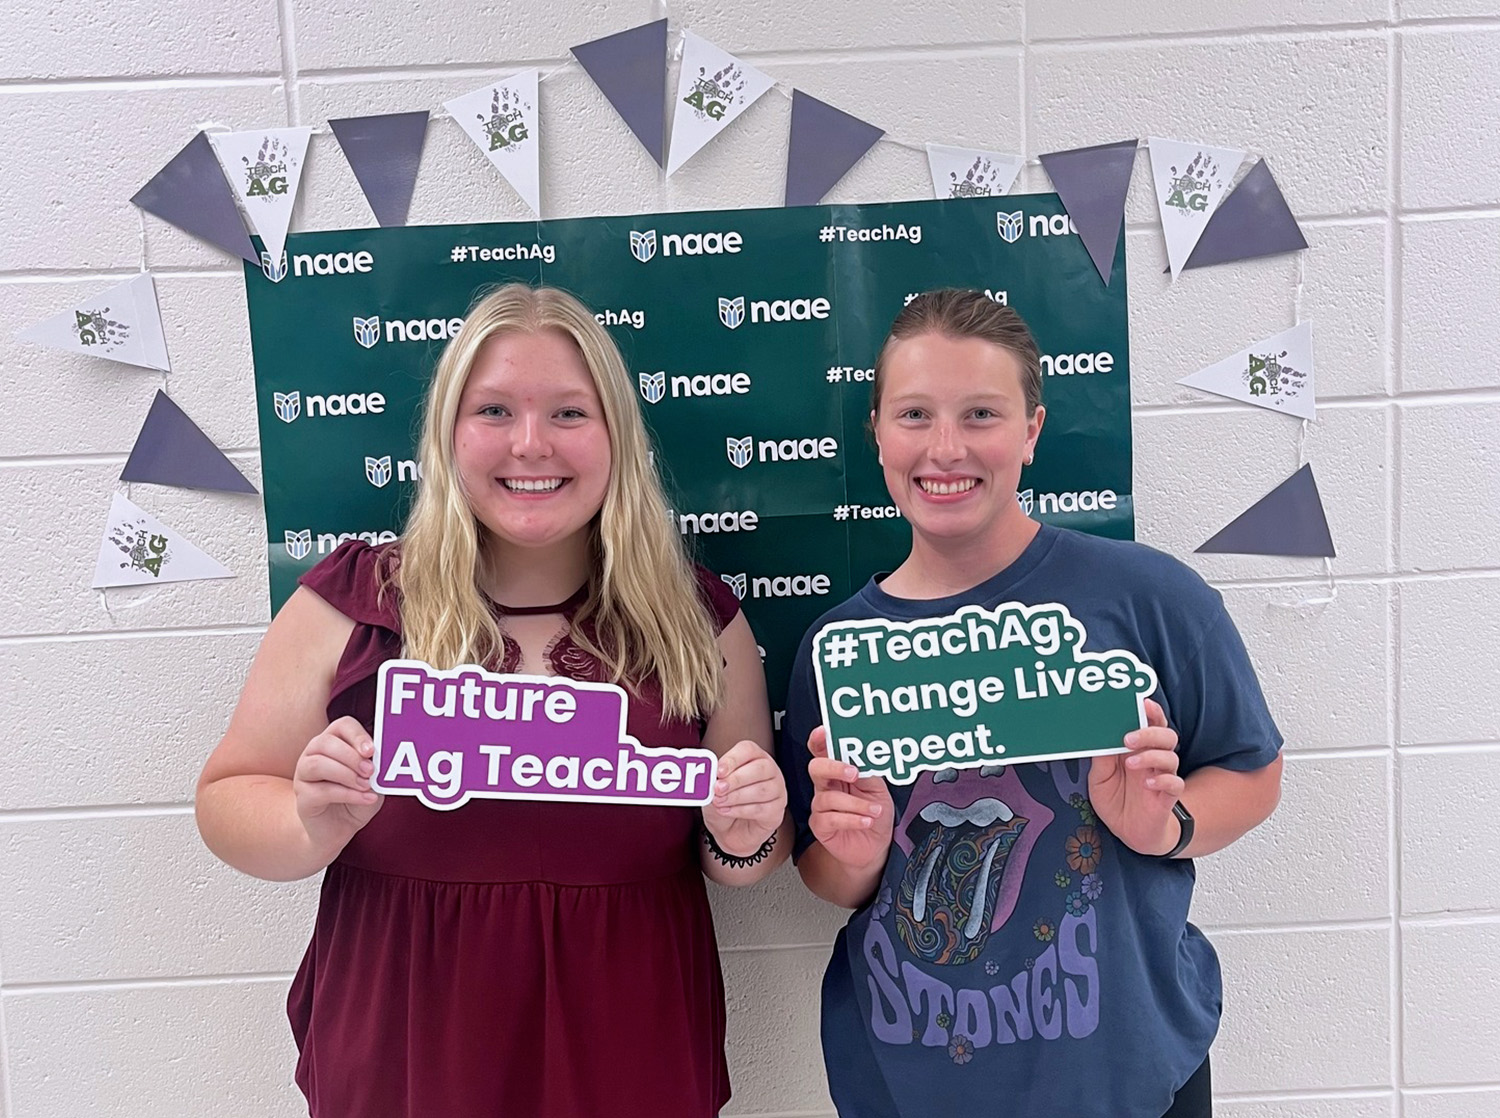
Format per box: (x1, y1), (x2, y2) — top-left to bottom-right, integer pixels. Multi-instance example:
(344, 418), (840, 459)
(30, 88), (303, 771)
(781, 289), (1282, 1118)
(197, 283), (789, 1118)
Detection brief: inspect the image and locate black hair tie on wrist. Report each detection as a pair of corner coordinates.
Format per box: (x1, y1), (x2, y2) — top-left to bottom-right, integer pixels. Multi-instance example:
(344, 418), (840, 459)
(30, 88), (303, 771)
(702, 826), (777, 868)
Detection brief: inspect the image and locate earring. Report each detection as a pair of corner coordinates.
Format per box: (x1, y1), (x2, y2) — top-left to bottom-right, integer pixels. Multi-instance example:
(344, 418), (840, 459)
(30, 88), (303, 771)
(1024, 453), (1033, 465)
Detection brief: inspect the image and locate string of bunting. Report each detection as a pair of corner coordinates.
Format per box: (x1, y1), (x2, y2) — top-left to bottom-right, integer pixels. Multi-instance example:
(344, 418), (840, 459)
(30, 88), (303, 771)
(15, 16), (1332, 593)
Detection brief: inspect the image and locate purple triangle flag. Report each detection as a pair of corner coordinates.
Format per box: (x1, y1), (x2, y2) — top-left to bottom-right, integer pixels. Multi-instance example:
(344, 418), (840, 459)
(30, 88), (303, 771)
(329, 112), (429, 227)
(1196, 463), (1334, 557)
(130, 132), (258, 264)
(120, 390), (257, 494)
(571, 20), (669, 167)
(1182, 159), (1308, 271)
(785, 90), (884, 207)
(1038, 139), (1138, 285)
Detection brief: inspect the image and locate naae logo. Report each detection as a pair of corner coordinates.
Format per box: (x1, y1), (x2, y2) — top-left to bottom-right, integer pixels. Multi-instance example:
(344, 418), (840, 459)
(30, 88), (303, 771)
(640, 371), (751, 403)
(284, 529), (312, 560)
(719, 297), (745, 330)
(1040, 351), (1113, 376)
(365, 456), (393, 488)
(726, 435), (839, 467)
(261, 251), (288, 283)
(277, 390), (386, 421)
(720, 295), (831, 327)
(638, 371), (666, 404)
(723, 573), (833, 599)
(630, 229), (742, 262)
(285, 527), (399, 559)
(996, 211), (1024, 243)
(1023, 488), (1120, 515)
(630, 230), (657, 262)
(353, 316), (381, 349)
(293, 250), (374, 277)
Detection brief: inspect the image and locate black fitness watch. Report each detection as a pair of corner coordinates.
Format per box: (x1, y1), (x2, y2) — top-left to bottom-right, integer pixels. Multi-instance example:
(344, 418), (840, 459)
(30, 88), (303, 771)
(1162, 800), (1195, 859)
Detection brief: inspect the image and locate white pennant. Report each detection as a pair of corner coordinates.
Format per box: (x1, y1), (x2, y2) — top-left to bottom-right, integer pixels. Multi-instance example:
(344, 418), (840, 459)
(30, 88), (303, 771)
(446, 71), (541, 216)
(666, 33), (774, 175)
(925, 144), (1024, 199)
(91, 493), (233, 589)
(1148, 137), (1246, 278)
(209, 127), (313, 266)
(17, 273), (170, 372)
(1178, 321), (1315, 420)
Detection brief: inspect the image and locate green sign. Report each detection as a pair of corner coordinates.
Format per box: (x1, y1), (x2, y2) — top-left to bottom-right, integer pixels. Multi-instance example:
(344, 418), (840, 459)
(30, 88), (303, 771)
(244, 195), (1132, 714)
(812, 603), (1158, 783)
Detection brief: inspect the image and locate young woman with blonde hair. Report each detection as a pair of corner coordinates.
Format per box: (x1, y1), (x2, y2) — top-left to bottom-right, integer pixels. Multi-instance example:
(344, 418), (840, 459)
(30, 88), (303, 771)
(198, 283), (788, 1118)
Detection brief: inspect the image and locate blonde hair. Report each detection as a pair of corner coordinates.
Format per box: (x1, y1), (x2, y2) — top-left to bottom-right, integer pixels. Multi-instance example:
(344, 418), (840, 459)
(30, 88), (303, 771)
(394, 284), (725, 721)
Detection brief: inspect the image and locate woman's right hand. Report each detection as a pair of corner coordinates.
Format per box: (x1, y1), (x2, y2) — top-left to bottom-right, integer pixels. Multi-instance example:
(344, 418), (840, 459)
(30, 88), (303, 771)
(293, 716), (383, 847)
(807, 726), (895, 872)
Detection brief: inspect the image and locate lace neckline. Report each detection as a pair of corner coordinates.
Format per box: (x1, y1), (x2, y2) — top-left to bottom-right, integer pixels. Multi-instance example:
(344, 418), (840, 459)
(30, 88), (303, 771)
(490, 583), (588, 616)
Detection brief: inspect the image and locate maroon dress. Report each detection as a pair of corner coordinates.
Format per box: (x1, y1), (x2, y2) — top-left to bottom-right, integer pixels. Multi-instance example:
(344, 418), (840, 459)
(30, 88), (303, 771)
(287, 541), (742, 1117)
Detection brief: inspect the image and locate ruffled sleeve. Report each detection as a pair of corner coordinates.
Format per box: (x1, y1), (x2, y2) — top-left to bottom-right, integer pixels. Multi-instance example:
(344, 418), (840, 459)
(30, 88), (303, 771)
(298, 540), (403, 632)
(298, 540), (403, 724)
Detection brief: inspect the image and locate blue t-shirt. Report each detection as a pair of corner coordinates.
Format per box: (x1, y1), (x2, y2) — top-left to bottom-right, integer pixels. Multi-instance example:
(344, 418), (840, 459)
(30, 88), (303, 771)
(779, 525), (1282, 1118)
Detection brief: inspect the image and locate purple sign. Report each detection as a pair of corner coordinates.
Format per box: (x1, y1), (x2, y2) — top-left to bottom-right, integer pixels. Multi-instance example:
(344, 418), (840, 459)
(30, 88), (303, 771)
(373, 660), (718, 810)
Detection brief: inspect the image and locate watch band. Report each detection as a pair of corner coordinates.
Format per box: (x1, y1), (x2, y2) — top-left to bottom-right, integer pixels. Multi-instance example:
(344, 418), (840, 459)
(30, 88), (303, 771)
(1162, 800), (1195, 859)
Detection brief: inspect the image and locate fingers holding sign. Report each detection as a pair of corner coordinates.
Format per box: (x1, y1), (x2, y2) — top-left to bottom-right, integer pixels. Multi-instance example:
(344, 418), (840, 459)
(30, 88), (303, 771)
(1088, 698), (1183, 856)
(293, 716), (383, 847)
(808, 726), (895, 869)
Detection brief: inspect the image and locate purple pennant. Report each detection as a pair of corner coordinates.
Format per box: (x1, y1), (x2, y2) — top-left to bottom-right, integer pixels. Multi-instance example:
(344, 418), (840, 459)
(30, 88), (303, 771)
(329, 112), (429, 227)
(571, 19), (670, 167)
(785, 90), (884, 207)
(1182, 159), (1308, 271)
(130, 132), (258, 264)
(1196, 463), (1334, 557)
(1037, 139), (1139, 286)
(120, 390), (257, 494)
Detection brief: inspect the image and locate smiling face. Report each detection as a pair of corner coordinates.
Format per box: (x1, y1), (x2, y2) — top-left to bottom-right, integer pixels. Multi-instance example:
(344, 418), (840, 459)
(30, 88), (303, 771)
(452, 328), (612, 562)
(873, 331), (1044, 558)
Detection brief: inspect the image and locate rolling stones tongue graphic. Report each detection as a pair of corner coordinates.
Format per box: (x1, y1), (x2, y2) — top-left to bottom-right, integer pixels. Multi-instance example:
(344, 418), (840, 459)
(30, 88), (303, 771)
(894, 766), (1053, 966)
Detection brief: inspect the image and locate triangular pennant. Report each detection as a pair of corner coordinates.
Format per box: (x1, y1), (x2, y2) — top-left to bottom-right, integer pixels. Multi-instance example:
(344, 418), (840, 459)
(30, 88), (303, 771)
(1037, 139), (1138, 285)
(445, 72), (541, 216)
(665, 32), (775, 175)
(1148, 137), (1246, 279)
(329, 111), (429, 227)
(1179, 321), (1315, 420)
(570, 19), (669, 167)
(785, 90), (884, 207)
(209, 127), (313, 265)
(1182, 159), (1308, 270)
(1196, 464), (1335, 557)
(925, 144), (1023, 199)
(130, 132), (258, 263)
(17, 274), (171, 372)
(92, 493), (234, 588)
(120, 391), (257, 494)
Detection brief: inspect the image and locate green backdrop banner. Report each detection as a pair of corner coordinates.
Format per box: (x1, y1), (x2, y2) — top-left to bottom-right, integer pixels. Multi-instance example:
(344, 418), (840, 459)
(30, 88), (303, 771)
(245, 194), (1132, 716)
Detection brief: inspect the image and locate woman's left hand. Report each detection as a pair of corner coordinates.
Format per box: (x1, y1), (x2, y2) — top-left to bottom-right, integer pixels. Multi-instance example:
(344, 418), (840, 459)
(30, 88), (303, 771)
(1088, 699), (1186, 857)
(701, 740), (787, 858)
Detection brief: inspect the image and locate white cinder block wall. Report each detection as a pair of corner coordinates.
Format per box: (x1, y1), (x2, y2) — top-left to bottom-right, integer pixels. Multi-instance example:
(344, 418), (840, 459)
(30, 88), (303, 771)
(2, 1), (1497, 1115)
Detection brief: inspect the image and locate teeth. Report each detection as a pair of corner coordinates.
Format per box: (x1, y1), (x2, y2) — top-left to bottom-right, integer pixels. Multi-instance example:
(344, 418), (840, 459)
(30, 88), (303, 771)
(920, 478), (977, 496)
(919, 796), (1014, 828)
(504, 478), (564, 492)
